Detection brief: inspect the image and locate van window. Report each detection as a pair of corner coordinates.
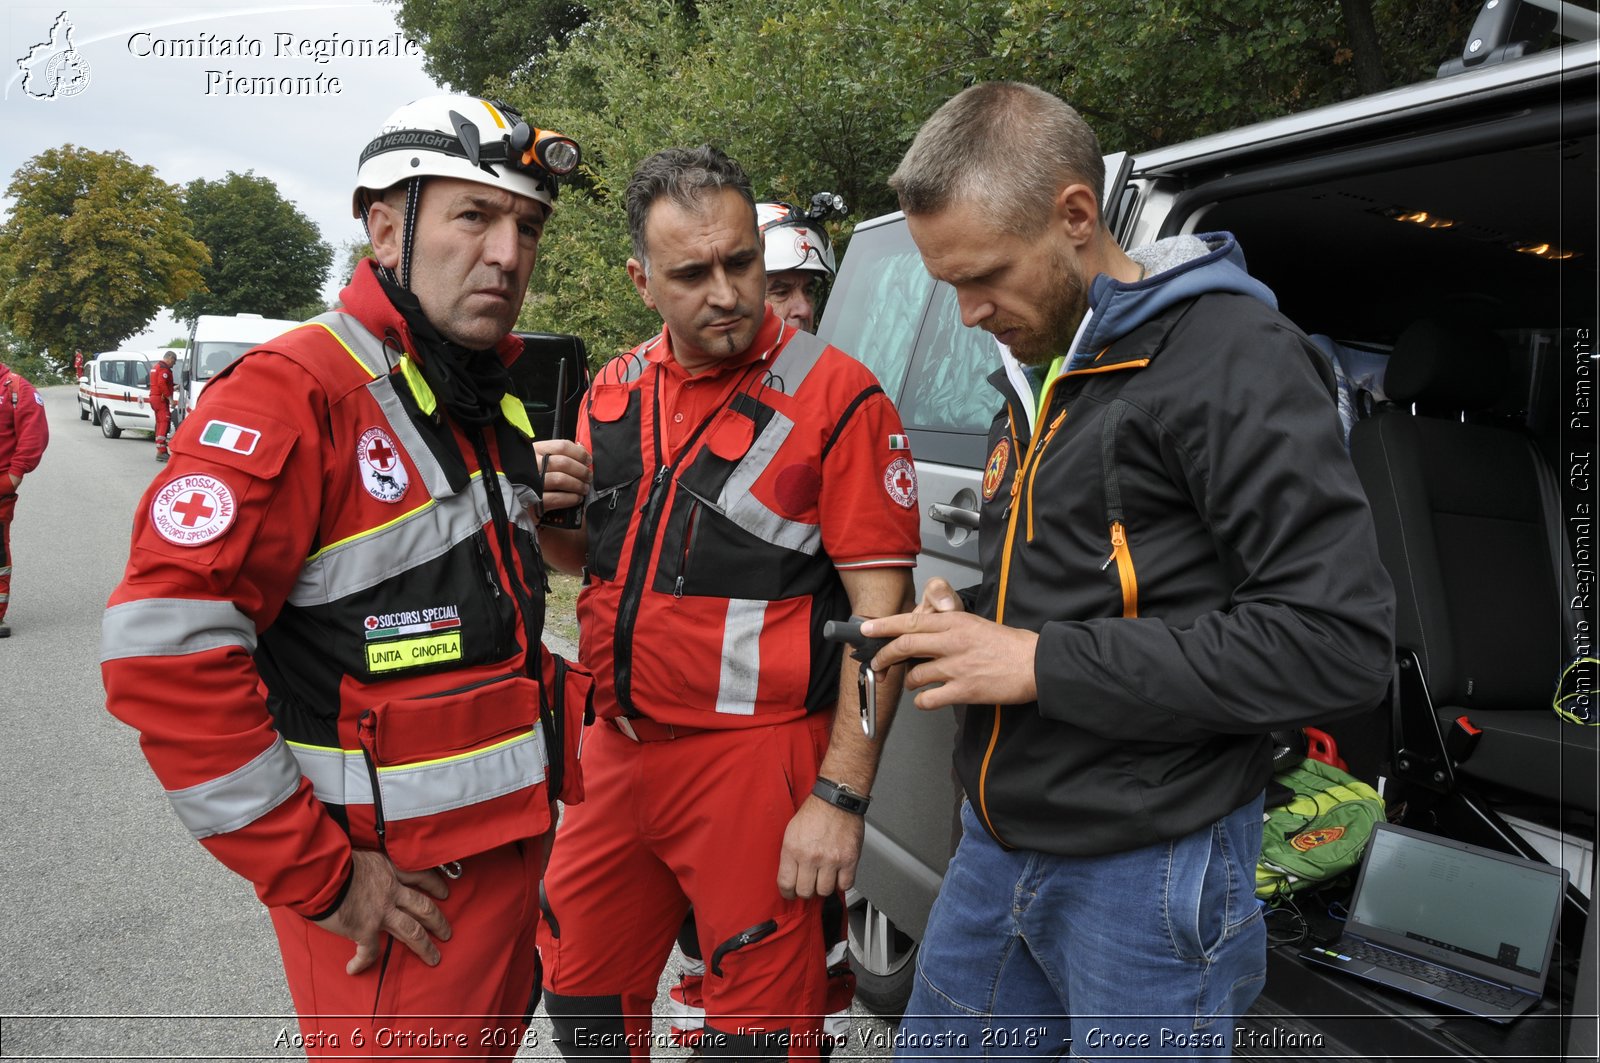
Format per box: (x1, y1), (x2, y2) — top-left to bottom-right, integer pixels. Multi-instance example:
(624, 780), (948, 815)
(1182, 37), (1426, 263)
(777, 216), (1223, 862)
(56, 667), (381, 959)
(194, 341), (259, 380)
(898, 282), (1002, 435)
(817, 221), (934, 405)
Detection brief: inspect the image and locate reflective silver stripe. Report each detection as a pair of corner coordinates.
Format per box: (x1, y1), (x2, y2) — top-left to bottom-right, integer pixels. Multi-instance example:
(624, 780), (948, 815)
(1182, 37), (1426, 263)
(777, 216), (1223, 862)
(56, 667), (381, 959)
(716, 599), (767, 715)
(313, 312), (460, 501)
(287, 742), (370, 805)
(101, 598), (258, 662)
(766, 329), (826, 394)
(717, 411), (822, 555)
(378, 731), (546, 820)
(287, 730), (547, 818)
(166, 734), (303, 839)
(291, 473), (522, 607)
(370, 375), (457, 500)
(311, 312), (389, 377)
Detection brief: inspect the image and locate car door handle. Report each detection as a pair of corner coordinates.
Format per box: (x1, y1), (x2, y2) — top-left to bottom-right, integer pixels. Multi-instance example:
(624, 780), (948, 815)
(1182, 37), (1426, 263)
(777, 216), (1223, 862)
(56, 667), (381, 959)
(928, 503), (980, 531)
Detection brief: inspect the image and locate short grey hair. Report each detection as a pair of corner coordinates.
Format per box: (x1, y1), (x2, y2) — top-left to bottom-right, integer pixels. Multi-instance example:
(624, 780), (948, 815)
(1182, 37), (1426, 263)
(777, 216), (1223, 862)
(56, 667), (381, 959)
(889, 82), (1105, 236)
(626, 145), (757, 274)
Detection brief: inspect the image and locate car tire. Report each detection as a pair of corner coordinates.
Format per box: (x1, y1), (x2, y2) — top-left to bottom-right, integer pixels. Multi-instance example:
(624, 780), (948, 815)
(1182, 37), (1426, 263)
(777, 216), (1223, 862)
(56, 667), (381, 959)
(100, 408), (121, 439)
(79, 403), (88, 421)
(846, 893), (919, 1019)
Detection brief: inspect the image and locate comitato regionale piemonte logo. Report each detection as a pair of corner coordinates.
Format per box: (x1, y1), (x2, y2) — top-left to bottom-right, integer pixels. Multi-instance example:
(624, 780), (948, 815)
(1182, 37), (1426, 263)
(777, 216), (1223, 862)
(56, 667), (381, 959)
(16, 10), (91, 100)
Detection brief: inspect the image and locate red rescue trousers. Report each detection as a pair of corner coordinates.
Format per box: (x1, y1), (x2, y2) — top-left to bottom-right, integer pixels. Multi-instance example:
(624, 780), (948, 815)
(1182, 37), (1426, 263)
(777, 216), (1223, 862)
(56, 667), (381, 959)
(270, 840), (545, 1061)
(539, 713), (834, 1060)
(153, 403), (172, 459)
(0, 490), (14, 623)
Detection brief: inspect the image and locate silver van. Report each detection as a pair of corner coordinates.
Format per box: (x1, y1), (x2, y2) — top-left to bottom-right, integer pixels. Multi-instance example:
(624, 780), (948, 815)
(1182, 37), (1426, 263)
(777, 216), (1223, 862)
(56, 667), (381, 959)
(819, 17), (1597, 1058)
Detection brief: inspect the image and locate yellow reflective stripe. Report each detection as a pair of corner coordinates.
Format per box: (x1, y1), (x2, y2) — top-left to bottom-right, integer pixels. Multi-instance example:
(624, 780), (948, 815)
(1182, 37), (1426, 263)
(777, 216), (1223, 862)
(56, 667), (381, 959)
(501, 393), (533, 439)
(306, 496), (439, 562)
(306, 321), (379, 381)
(479, 99), (508, 129)
(379, 729), (534, 772)
(400, 357), (437, 416)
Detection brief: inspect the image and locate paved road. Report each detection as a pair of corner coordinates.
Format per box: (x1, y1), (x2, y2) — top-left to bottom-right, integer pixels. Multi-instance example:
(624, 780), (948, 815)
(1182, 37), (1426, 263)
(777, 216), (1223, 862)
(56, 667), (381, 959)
(0, 385), (892, 1061)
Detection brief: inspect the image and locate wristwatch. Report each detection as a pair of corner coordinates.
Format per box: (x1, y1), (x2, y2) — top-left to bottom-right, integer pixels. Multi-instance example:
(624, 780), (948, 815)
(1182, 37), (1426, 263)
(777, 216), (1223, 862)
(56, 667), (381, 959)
(811, 776), (871, 815)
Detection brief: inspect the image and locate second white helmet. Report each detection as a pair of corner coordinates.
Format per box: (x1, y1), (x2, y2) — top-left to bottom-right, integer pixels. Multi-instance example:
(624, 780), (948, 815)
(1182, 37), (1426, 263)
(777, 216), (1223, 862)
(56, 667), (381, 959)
(757, 194), (845, 277)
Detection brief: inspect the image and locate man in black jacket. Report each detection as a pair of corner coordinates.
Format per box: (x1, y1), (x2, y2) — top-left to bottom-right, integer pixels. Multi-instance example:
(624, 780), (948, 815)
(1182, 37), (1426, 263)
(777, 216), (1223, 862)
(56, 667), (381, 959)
(865, 82), (1395, 1058)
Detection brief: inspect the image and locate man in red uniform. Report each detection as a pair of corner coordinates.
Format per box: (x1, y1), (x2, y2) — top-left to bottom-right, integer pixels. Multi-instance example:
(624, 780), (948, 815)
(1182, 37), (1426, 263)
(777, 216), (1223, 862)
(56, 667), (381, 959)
(101, 95), (593, 1058)
(148, 350), (176, 462)
(667, 193), (857, 1053)
(0, 361), (49, 639)
(534, 146), (920, 1060)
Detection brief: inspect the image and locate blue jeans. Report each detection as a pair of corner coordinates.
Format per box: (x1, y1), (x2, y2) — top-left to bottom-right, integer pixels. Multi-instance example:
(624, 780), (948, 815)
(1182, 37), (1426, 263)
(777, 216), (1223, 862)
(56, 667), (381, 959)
(896, 795), (1266, 1062)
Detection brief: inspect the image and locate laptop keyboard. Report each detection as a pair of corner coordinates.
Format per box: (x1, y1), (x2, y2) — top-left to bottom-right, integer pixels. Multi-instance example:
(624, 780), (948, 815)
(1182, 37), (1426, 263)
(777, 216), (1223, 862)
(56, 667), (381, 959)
(1345, 939), (1530, 1008)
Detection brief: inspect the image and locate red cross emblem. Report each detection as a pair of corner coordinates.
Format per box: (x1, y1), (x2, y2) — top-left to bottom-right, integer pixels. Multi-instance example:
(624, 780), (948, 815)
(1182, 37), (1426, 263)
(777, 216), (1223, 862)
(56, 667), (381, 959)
(172, 492), (216, 527)
(366, 437), (396, 470)
(150, 474), (236, 547)
(883, 456), (917, 509)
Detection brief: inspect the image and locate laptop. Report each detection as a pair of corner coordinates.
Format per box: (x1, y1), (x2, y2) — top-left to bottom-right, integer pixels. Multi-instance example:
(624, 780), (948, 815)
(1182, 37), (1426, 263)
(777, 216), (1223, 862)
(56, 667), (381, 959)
(1299, 821), (1569, 1023)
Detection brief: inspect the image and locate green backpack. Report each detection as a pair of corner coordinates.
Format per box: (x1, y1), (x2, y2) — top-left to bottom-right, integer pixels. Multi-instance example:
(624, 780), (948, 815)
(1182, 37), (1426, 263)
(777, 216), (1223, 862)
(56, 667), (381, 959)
(1256, 756), (1386, 901)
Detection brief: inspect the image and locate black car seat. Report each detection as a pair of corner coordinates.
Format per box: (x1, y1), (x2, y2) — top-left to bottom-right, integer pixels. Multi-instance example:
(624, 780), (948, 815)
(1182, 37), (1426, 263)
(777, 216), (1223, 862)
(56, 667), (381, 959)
(1349, 317), (1595, 815)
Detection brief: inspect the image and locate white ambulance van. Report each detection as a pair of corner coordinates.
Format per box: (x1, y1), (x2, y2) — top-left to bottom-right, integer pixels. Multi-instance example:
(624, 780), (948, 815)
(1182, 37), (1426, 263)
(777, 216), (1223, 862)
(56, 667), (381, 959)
(80, 350), (160, 439)
(178, 313), (300, 424)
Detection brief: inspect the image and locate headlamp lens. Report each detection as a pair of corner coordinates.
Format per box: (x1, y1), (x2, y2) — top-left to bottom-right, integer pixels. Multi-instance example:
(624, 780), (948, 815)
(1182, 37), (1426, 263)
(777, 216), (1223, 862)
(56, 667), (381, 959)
(533, 133), (581, 176)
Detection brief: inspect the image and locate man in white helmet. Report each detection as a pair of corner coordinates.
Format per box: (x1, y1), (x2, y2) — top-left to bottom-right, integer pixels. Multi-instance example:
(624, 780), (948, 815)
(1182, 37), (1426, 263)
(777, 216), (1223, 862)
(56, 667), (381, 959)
(756, 196), (844, 334)
(102, 95), (595, 1059)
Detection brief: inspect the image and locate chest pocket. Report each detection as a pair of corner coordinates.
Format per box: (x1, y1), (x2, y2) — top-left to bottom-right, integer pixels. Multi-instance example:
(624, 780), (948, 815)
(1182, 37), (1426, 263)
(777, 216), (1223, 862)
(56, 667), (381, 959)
(654, 398), (832, 602)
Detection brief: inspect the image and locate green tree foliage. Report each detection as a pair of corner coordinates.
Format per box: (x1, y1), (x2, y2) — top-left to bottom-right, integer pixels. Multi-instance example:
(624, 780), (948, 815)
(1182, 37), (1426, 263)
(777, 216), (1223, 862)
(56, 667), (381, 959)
(0, 322), (60, 384)
(387, 0), (590, 93)
(989, 0), (1475, 151)
(0, 145), (208, 372)
(171, 171), (333, 327)
(423, 0), (1471, 357)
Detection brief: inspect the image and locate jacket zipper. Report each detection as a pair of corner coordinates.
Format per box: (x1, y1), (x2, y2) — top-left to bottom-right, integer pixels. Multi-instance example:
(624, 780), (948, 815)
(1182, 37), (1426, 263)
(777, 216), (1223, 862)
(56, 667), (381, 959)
(980, 365), (1146, 843)
(980, 373), (1067, 847)
(1099, 400), (1138, 618)
(709, 919), (778, 977)
(357, 709), (387, 848)
(473, 530), (504, 600)
(673, 496), (705, 598)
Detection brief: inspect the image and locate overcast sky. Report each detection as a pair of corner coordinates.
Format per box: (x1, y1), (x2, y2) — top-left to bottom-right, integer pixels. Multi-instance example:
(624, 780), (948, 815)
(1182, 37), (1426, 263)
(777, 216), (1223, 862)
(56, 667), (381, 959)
(1, 1), (448, 348)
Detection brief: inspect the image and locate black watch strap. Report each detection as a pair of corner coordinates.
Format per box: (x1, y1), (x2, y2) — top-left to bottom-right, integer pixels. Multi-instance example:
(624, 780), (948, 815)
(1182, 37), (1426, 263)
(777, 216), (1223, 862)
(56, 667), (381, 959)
(812, 776), (871, 815)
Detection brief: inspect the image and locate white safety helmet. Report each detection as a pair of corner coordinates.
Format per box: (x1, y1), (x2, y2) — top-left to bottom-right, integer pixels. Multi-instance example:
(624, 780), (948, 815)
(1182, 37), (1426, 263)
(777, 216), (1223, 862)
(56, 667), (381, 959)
(352, 95), (580, 219)
(757, 193), (846, 277)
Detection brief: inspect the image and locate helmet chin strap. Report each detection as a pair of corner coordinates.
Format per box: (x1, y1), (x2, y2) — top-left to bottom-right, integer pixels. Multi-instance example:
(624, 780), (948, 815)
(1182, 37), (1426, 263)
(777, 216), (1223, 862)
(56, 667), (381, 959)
(360, 176), (424, 290)
(399, 176), (422, 289)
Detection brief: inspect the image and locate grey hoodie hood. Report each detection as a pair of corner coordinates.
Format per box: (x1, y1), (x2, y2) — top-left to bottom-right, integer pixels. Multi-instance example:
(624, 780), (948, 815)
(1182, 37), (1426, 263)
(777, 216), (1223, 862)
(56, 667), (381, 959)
(1001, 232), (1277, 433)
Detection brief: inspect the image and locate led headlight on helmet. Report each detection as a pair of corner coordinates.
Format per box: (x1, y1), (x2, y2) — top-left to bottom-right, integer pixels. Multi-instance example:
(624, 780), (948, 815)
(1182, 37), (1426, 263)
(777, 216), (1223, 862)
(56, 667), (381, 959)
(509, 123), (581, 176)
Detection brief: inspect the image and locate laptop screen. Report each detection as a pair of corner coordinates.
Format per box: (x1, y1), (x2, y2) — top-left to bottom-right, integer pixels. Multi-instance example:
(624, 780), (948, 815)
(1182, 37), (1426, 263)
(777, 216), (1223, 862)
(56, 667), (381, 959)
(1349, 825), (1566, 982)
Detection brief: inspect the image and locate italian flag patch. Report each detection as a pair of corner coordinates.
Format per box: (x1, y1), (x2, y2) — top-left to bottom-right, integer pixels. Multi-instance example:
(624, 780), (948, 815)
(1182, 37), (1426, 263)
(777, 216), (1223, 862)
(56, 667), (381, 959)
(200, 420), (261, 456)
(888, 434), (910, 451)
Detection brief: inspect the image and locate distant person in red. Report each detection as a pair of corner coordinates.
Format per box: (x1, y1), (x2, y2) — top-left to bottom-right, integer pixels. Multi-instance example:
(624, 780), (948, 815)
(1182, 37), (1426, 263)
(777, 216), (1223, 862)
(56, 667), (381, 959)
(73, 350), (84, 379)
(148, 351), (176, 462)
(0, 361), (50, 639)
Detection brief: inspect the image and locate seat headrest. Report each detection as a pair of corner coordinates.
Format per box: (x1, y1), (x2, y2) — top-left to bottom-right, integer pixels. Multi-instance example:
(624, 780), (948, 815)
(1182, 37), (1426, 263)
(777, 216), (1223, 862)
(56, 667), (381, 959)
(1383, 318), (1508, 412)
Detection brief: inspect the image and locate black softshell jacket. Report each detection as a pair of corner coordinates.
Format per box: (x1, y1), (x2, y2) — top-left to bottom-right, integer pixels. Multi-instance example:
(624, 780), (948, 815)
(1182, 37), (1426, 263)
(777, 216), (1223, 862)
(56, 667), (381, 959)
(962, 239), (1396, 856)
